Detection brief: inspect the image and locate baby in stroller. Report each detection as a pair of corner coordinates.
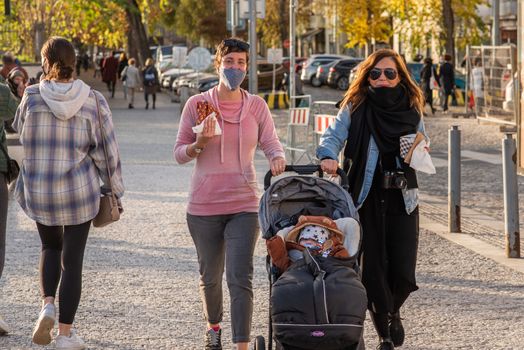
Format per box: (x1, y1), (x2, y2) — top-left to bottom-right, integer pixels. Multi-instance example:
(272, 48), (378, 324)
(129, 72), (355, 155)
(266, 215), (360, 272)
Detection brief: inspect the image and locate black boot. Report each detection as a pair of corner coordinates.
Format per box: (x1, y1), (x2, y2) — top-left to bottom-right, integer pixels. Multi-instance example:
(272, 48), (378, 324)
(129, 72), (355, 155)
(389, 311), (405, 347)
(376, 339), (395, 350)
(145, 102), (149, 110)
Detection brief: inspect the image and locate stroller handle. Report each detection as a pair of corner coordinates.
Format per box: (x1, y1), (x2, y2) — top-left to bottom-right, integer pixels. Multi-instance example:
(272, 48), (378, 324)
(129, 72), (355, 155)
(263, 165), (349, 191)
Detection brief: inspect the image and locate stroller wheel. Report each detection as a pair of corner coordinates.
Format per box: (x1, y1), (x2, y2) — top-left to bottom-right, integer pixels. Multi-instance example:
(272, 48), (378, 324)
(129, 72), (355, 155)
(254, 335), (265, 350)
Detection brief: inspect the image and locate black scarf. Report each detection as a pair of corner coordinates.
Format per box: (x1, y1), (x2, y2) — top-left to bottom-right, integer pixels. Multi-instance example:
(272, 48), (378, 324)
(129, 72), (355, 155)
(343, 84), (420, 203)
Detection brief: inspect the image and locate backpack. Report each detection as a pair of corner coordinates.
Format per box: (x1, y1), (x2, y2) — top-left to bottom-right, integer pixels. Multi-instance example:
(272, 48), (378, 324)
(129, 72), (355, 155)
(143, 67), (156, 86)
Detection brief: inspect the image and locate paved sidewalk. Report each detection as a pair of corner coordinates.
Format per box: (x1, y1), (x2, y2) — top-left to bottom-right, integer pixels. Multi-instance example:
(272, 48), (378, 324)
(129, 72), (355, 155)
(1, 78), (523, 349)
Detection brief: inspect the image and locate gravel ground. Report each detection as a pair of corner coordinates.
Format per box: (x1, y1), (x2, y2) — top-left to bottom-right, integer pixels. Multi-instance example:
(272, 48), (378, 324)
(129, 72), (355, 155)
(0, 80), (523, 349)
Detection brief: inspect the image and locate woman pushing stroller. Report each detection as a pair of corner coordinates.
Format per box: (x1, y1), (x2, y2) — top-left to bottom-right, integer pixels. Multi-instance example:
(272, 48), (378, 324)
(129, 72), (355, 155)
(317, 49), (428, 350)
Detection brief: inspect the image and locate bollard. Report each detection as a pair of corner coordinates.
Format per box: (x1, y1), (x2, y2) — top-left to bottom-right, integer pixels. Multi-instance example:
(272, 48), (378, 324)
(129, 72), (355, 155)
(502, 134), (521, 258)
(448, 125), (461, 233)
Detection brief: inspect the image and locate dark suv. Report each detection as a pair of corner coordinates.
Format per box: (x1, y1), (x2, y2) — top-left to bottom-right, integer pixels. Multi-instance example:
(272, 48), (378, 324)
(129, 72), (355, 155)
(327, 58), (363, 90)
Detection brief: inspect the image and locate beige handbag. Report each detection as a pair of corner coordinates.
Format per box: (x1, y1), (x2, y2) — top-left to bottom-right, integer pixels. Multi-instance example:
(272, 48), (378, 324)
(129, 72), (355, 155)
(92, 92), (121, 227)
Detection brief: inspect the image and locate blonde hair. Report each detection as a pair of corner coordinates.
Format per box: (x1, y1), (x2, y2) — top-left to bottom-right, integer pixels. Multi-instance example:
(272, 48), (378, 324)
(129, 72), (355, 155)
(341, 49), (425, 114)
(145, 58), (154, 66)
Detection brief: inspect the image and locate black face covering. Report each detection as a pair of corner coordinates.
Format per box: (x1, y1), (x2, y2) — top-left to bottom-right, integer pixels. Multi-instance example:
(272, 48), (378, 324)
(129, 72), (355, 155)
(343, 84), (420, 203)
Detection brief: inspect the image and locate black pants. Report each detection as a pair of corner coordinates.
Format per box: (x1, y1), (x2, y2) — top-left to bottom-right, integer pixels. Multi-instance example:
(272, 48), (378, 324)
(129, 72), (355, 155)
(359, 176), (419, 315)
(106, 80), (116, 98)
(37, 221), (91, 324)
(144, 92), (156, 107)
(442, 89), (453, 111)
(424, 88), (435, 114)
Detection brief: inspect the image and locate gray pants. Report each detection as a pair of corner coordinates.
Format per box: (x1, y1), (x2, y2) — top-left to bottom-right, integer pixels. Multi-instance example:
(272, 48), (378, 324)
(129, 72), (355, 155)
(187, 212), (259, 343)
(0, 173), (7, 279)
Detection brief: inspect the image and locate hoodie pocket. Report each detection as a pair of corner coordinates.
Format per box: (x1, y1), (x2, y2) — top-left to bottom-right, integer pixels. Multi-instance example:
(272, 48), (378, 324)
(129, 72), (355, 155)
(190, 172), (257, 204)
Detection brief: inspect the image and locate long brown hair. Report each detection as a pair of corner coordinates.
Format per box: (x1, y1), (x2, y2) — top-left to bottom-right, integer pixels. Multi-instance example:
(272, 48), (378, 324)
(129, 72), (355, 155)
(340, 49), (425, 114)
(41, 37), (76, 81)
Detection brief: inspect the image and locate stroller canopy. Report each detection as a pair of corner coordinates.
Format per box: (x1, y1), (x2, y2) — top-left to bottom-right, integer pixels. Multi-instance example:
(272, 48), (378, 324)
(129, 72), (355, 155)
(259, 175), (359, 239)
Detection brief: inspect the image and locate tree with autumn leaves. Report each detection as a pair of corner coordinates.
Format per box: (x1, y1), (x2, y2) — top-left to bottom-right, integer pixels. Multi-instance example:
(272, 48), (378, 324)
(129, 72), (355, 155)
(0, 0), (490, 64)
(306, 0), (488, 57)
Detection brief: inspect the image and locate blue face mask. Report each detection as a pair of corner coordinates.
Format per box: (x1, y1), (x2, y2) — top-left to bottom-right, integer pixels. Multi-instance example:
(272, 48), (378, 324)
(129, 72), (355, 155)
(220, 67), (246, 91)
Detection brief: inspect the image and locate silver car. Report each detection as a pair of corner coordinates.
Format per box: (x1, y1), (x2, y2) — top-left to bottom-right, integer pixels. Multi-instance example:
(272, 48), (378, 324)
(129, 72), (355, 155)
(301, 54), (352, 86)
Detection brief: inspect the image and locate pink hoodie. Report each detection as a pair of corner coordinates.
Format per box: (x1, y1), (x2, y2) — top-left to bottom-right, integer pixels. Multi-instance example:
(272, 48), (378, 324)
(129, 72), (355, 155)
(174, 87), (285, 215)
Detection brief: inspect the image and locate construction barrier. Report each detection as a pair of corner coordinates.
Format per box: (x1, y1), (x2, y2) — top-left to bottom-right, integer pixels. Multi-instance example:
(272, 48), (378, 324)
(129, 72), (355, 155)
(259, 91), (289, 109)
(286, 107), (312, 164)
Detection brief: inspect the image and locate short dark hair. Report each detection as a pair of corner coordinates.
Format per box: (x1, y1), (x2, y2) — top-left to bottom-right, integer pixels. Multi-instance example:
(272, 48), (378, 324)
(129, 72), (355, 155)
(41, 37), (76, 80)
(214, 38), (250, 70)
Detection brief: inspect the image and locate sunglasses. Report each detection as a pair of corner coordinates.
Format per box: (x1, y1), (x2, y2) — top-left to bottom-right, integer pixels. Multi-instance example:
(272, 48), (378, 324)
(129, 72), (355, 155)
(224, 39), (250, 51)
(369, 68), (398, 80)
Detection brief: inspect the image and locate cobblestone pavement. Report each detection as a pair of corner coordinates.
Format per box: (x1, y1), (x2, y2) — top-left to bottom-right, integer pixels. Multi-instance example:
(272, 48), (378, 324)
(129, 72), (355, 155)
(1, 80), (523, 349)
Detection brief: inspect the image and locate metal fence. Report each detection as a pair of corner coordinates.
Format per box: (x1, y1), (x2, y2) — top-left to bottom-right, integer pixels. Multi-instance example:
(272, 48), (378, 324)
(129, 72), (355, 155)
(285, 95), (313, 164)
(465, 45), (518, 125)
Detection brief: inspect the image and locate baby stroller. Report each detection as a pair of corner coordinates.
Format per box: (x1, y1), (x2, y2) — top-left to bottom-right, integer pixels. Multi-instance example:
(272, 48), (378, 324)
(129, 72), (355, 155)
(254, 165), (367, 350)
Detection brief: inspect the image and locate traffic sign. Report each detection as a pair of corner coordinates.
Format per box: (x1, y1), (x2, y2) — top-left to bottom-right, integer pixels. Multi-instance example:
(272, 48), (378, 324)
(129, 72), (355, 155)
(172, 46), (187, 68)
(187, 47), (211, 71)
(239, 0), (265, 19)
(267, 48), (283, 64)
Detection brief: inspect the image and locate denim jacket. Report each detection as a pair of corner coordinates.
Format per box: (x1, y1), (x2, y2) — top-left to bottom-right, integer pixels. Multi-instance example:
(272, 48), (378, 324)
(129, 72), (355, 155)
(316, 105), (427, 214)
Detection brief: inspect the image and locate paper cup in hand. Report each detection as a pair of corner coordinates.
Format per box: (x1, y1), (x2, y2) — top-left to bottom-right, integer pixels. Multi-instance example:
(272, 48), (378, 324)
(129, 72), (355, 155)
(192, 112), (222, 135)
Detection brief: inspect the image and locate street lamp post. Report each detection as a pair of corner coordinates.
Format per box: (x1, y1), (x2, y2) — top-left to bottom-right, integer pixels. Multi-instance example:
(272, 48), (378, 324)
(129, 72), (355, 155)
(248, 0), (258, 94)
(289, 0), (296, 108)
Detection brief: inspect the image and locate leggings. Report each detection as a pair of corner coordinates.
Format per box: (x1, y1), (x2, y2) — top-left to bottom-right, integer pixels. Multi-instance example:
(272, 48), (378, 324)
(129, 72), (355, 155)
(0, 173), (7, 280)
(37, 220), (91, 325)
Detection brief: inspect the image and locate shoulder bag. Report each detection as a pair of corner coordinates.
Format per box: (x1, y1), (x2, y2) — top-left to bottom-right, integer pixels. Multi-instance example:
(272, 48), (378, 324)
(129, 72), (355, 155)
(0, 142), (20, 184)
(92, 92), (121, 227)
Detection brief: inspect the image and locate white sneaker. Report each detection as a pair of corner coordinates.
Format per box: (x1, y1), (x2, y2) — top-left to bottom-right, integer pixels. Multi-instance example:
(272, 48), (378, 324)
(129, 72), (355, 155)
(32, 303), (56, 345)
(55, 329), (86, 350)
(0, 315), (9, 335)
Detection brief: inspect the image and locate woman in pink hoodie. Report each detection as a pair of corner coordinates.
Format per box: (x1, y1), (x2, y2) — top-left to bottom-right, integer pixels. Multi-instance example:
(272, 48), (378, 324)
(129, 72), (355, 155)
(174, 38), (286, 350)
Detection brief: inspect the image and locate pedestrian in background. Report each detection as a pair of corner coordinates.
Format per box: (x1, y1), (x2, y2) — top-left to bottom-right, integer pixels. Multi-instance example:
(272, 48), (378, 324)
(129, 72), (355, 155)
(420, 57), (438, 115)
(174, 37), (286, 350)
(4, 69), (26, 133)
(120, 58), (141, 109)
(0, 76), (21, 336)
(117, 52), (128, 100)
(142, 58), (159, 110)
(317, 49), (428, 350)
(101, 51), (118, 98)
(471, 57), (484, 115)
(1, 53), (29, 82)
(13, 36), (124, 350)
(439, 54), (455, 112)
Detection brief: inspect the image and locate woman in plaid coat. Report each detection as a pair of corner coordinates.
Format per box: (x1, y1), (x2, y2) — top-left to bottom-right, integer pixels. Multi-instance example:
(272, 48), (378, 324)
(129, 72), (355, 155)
(12, 37), (124, 349)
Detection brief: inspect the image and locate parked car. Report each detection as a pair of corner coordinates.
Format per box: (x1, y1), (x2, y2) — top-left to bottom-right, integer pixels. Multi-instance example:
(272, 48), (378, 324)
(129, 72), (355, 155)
(172, 71), (212, 93)
(160, 67), (195, 90)
(327, 58), (363, 90)
(301, 54), (352, 85)
(240, 61), (286, 91)
(282, 57), (307, 72)
(406, 62), (466, 92)
(314, 60), (339, 87)
(188, 74), (220, 93)
(348, 62), (466, 93)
